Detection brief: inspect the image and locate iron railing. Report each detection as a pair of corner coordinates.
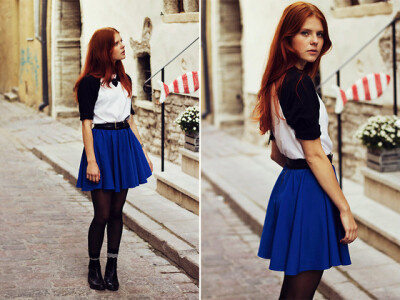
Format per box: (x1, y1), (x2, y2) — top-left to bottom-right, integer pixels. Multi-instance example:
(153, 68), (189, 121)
(143, 37), (199, 172)
(316, 16), (399, 188)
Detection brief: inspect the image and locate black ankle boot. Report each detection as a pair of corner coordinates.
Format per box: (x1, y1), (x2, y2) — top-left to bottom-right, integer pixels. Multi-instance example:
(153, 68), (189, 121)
(104, 257), (119, 291)
(88, 259), (106, 290)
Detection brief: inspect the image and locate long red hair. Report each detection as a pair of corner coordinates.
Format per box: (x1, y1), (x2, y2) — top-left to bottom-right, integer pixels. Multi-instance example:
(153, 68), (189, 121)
(74, 27), (132, 102)
(252, 2), (332, 135)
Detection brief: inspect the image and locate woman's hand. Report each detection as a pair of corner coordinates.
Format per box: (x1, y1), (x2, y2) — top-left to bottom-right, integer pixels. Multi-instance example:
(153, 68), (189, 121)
(143, 150), (153, 172)
(339, 210), (358, 244)
(86, 161), (100, 183)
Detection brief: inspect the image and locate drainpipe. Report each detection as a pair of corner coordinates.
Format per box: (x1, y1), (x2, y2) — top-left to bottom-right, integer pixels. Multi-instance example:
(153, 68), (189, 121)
(201, 0), (211, 119)
(39, 0), (49, 111)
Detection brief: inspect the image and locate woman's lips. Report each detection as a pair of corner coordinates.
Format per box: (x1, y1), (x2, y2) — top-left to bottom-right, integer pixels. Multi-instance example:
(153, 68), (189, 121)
(307, 50), (318, 54)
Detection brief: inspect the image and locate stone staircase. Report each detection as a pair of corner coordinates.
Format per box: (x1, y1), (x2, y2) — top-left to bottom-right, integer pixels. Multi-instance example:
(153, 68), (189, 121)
(153, 147), (199, 215)
(4, 87), (19, 102)
(346, 168), (400, 263)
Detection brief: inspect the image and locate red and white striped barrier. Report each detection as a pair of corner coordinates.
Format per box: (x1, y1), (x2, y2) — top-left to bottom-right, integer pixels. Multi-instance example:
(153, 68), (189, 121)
(332, 73), (391, 114)
(158, 71), (199, 103)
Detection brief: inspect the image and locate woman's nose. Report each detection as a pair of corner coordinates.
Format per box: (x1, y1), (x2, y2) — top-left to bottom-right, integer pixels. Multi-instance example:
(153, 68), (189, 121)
(311, 34), (318, 44)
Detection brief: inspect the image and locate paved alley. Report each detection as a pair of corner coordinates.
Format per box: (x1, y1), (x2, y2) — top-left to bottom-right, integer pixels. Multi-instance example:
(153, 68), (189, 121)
(202, 178), (287, 299)
(0, 106), (198, 299)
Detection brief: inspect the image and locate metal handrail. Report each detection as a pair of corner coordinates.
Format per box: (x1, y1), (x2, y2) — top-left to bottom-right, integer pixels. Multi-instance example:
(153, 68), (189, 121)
(143, 36), (199, 172)
(143, 37), (199, 86)
(316, 16), (400, 91)
(318, 16), (399, 188)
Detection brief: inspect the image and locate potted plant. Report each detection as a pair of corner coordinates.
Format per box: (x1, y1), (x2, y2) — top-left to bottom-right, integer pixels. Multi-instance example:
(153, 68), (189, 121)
(355, 115), (400, 172)
(175, 106), (199, 152)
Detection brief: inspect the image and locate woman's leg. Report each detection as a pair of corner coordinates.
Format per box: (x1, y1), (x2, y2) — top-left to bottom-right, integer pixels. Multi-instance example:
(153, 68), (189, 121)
(87, 189), (112, 290)
(88, 189), (112, 259)
(107, 189), (128, 254)
(104, 189), (128, 291)
(279, 270), (324, 300)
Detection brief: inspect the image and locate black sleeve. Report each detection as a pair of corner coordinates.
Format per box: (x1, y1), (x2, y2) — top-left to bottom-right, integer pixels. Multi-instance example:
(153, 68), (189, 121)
(77, 76), (100, 121)
(126, 74), (135, 115)
(278, 69), (320, 140)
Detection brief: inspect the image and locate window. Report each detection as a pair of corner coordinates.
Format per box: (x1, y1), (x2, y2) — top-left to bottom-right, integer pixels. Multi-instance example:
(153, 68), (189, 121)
(137, 53), (152, 101)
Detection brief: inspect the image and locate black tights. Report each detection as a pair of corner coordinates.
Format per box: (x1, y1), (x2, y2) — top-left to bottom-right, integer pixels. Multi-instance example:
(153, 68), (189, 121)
(279, 270), (324, 300)
(88, 189), (128, 258)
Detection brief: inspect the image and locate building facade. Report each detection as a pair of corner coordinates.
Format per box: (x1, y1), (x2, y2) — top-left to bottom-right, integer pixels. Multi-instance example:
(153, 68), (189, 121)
(0, 0), (199, 164)
(205, 0), (400, 182)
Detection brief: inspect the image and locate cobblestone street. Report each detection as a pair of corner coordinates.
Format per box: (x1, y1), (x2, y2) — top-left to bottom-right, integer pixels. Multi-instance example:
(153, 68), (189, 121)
(0, 126), (198, 299)
(201, 179), (283, 299)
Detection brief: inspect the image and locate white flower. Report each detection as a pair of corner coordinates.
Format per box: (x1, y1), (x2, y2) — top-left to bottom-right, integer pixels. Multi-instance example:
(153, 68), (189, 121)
(395, 119), (400, 128)
(378, 142), (383, 147)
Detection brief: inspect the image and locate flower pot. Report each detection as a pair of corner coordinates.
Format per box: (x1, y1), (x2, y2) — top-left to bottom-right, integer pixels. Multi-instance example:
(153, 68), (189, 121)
(184, 131), (199, 152)
(366, 148), (400, 172)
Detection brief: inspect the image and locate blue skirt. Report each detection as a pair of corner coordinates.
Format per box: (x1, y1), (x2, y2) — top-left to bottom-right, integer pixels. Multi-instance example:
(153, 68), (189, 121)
(76, 128), (152, 192)
(258, 165), (351, 275)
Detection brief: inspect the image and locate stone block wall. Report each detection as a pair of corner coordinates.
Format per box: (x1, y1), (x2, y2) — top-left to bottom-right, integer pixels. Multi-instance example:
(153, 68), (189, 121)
(133, 94), (199, 165)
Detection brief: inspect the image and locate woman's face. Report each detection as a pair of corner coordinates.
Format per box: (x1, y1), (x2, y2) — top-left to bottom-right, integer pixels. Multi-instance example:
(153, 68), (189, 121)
(111, 33), (126, 63)
(291, 16), (324, 70)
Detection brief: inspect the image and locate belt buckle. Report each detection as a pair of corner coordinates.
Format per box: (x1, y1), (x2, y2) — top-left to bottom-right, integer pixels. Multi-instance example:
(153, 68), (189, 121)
(114, 121), (117, 129)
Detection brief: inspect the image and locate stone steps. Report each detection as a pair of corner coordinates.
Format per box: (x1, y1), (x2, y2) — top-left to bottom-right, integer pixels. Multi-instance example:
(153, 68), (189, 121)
(154, 166), (199, 215)
(54, 105), (80, 118)
(343, 177), (400, 263)
(180, 147), (199, 178)
(4, 92), (19, 102)
(362, 167), (400, 213)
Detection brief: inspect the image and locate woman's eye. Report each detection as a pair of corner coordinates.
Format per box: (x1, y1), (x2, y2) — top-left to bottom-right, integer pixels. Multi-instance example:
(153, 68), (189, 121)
(301, 31), (309, 36)
(317, 32), (324, 37)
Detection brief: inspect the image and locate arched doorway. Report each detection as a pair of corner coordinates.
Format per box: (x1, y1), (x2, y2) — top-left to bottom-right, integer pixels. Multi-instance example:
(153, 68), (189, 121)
(51, 0), (81, 118)
(213, 0), (243, 128)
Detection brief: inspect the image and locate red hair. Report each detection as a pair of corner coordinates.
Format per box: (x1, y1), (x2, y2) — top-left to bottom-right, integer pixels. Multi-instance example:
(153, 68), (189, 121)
(252, 2), (332, 135)
(74, 27), (132, 102)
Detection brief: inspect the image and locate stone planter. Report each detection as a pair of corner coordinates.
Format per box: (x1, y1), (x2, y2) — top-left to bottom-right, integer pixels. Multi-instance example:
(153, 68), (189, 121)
(358, 0), (380, 4)
(184, 131), (199, 152)
(367, 148), (400, 172)
(334, 0), (353, 7)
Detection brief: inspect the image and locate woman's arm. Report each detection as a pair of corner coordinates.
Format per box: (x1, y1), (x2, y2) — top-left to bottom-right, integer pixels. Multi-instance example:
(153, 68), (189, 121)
(270, 140), (286, 167)
(128, 115), (153, 172)
(299, 138), (358, 244)
(82, 119), (100, 183)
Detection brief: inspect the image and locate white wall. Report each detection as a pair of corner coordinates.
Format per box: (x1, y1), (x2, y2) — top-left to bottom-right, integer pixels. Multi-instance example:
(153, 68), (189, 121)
(79, 0), (199, 97)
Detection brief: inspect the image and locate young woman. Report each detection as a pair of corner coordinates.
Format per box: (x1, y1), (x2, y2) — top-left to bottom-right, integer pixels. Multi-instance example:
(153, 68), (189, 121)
(253, 2), (358, 299)
(74, 27), (153, 291)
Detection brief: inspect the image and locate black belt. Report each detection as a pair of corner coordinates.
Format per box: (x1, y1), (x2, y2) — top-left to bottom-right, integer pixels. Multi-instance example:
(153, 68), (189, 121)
(286, 154), (333, 169)
(93, 120), (130, 130)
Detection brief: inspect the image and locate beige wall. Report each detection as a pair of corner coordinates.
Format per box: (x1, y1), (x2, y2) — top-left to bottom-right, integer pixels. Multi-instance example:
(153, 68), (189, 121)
(18, 0), (43, 107)
(0, 0), (20, 94)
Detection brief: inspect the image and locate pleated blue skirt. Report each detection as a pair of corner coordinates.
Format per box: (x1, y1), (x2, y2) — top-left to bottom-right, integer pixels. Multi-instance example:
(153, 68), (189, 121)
(258, 165), (351, 275)
(76, 128), (152, 192)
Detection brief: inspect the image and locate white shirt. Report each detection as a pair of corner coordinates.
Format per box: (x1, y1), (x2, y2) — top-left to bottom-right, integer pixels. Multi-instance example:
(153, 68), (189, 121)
(272, 94), (333, 160)
(93, 76), (131, 124)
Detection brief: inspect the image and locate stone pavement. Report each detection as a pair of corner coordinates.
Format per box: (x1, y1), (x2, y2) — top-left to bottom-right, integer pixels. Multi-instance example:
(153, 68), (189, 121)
(0, 98), (199, 280)
(201, 122), (400, 300)
(201, 178), (326, 299)
(0, 125), (198, 299)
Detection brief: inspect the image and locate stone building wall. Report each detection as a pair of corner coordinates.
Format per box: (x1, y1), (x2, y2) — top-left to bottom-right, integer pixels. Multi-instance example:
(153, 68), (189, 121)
(50, 0), (82, 117)
(133, 94), (199, 164)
